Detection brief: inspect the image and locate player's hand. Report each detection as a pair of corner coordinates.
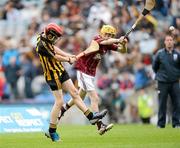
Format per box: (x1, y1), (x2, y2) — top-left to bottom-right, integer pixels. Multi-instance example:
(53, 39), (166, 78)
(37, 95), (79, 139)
(69, 56), (77, 64)
(119, 36), (128, 44)
(70, 54), (77, 58)
(117, 44), (127, 53)
(117, 38), (128, 54)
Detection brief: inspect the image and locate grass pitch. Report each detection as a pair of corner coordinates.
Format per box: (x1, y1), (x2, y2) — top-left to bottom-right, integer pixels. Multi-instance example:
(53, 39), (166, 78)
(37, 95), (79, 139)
(0, 124), (180, 148)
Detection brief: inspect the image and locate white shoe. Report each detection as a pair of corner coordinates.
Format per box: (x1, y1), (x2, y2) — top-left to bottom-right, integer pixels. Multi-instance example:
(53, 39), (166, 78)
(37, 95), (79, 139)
(98, 123), (114, 135)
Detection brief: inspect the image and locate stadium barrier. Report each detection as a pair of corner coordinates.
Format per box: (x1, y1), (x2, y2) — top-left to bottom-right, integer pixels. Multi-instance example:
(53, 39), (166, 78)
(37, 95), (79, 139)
(0, 103), (89, 133)
(0, 104), (51, 133)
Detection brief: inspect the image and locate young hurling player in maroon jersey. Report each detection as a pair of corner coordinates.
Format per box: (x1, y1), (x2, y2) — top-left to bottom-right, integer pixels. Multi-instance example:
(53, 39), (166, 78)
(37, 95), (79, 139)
(58, 25), (128, 135)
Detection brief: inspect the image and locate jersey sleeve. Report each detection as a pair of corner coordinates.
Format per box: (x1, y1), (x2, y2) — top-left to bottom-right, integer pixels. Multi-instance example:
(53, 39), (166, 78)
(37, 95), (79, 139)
(152, 51), (160, 73)
(94, 35), (118, 51)
(93, 35), (104, 44)
(110, 43), (118, 51)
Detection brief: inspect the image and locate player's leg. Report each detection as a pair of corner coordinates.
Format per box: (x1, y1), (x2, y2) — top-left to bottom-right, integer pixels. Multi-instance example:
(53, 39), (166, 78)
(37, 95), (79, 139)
(45, 90), (63, 142)
(62, 79), (107, 124)
(78, 70), (113, 135)
(76, 71), (113, 134)
(88, 90), (114, 135)
(68, 88), (87, 106)
(58, 70), (87, 119)
(58, 88), (87, 119)
(88, 90), (99, 112)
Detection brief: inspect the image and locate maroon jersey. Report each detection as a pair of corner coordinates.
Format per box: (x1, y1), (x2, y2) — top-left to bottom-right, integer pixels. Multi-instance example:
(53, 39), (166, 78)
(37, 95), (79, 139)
(75, 35), (118, 76)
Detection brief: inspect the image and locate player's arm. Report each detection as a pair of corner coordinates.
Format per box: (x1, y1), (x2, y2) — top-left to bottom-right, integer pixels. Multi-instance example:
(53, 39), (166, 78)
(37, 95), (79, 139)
(54, 46), (75, 57)
(37, 42), (75, 63)
(117, 38), (128, 53)
(152, 52), (160, 73)
(53, 53), (76, 64)
(53, 46), (76, 64)
(100, 36), (125, 45)
(76, 40), (99, 59)
(54, 54), (70, 62)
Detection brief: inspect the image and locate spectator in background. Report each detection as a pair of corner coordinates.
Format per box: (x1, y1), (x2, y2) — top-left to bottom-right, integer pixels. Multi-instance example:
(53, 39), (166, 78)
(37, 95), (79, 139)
(155, 0), (171, 17)
(87, 0), (112, 25)
(1, 1), (21, 21)
(134, 62), (151, 90)
(46, 0), (61, 18)
(137, 88), (153, 124)
(20, 53), (36, 98)
(120, 72), (134, 92)
(170, 0), (180, 18)
(2, 38), (20, 67)
(0, 71), (5, 101)
(4, 56), (21, 99)
(2, 38), (21, 99)
(111, 84), (125, 123)
(0, 68), (10, 101)
(109, 71), (126, 123)
(152, 33), (180, 128)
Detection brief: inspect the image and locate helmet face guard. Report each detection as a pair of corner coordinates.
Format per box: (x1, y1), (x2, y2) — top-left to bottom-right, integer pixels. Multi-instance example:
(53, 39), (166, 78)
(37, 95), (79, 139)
(46, 30), (61, 44)
(44, 23), (63, 44)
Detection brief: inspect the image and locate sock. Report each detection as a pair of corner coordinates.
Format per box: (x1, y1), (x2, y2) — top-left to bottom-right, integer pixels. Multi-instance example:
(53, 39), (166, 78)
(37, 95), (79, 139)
(58, 103), (71, 120)
(49, 123), (57, 133)
(61, 106), (66, 114)
(60, 103), (70, 115)
(49, 128), (56, 133)
(84, 109), (93, 120)
(97, 120), (102, 129)
(64, 103), (70, 110)
(61, 103), (70, 113)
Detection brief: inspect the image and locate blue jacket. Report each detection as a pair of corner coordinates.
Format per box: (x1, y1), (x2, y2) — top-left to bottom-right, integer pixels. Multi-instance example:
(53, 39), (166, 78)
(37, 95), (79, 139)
(152, 48), (180, 82)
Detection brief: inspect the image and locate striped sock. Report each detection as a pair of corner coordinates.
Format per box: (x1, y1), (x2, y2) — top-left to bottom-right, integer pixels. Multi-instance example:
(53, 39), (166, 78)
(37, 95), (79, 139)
(84, 109), (93, 120)
(64, 103), (70, 110)
(49, 123), (57, 133)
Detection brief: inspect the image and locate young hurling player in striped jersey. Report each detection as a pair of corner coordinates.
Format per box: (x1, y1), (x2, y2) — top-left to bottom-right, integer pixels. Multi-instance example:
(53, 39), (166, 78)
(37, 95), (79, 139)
(36, 23), (108, 141)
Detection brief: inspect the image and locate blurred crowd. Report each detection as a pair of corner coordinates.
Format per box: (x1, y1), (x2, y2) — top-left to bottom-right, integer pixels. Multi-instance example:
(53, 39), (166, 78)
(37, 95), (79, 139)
(0, 0), (179, 123)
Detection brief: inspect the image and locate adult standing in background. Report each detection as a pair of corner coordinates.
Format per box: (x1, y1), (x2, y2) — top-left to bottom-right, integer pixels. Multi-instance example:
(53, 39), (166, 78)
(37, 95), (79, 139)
(152, 32), (180, 128)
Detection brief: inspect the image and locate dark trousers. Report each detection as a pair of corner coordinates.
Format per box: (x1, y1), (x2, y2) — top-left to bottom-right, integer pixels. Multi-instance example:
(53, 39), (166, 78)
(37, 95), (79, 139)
(157, 81), (180, 127)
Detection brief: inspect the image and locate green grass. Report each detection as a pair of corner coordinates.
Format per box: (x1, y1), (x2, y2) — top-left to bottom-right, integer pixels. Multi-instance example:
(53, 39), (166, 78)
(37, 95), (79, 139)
(0, 124), (180, 148)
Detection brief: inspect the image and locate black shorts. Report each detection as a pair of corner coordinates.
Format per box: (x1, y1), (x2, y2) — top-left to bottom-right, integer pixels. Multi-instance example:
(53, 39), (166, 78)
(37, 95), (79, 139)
(46, 70), (70, 91)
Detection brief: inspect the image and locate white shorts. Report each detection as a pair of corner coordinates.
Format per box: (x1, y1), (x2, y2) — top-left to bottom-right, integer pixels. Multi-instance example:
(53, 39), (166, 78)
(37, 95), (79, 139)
(76, 70), (95, 91)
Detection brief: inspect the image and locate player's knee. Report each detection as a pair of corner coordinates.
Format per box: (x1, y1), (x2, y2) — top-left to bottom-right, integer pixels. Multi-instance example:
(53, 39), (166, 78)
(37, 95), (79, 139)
(70, 89), (79, 99)
(91, 96), (99, 104)
(89, 93), (99, 103)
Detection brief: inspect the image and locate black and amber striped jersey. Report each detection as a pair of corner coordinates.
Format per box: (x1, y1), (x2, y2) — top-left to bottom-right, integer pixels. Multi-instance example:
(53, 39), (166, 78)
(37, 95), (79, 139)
(36, 33), (65, 81)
